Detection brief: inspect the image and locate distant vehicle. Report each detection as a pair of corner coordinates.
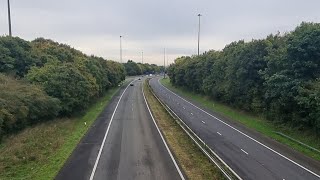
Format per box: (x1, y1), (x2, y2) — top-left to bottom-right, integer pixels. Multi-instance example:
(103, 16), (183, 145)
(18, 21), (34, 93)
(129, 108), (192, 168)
(149, 74), (153, 76)
(130, 83), (134, 86)
(138, 78), (141, 80)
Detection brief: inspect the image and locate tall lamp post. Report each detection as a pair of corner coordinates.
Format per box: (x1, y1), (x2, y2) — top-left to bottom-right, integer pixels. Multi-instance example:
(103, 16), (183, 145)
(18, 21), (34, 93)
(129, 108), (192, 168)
(142, 50), (144, 64)
(120, 36), (122, 63)
(197, 14), (202, 56)
(163, 48), (166, 79)
(7, 0), (12, 37)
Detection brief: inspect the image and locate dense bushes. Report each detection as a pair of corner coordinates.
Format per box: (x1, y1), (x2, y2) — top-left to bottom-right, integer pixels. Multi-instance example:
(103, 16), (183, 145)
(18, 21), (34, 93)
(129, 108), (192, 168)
(168, 22), (320, 133)
(0, 74), (60, 140)
(26, 61), (96, 114)
(0, 37), (126, 140)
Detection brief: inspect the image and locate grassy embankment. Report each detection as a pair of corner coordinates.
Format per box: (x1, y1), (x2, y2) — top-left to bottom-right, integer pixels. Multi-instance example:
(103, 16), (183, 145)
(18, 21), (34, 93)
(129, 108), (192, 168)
(0, 85), (123, 180)
(144, 80), (224, 180)
(161, 78), (320, 162)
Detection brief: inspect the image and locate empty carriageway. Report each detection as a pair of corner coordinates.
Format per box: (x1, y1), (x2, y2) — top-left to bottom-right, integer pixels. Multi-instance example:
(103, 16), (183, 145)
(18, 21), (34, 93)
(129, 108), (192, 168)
(149, 77), (320, 180)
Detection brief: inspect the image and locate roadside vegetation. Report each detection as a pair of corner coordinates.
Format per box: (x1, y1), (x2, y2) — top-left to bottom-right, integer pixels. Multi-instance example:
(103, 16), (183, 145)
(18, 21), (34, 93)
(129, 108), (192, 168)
(0, 85), (121, 179)
(0, 36), (126, 140)
(144, 80), (224, 180)
(168, 22), (320, 133)
(0, 36), (130, 179)
(0, 35), (164, 179)
(166, 22), (320, 160)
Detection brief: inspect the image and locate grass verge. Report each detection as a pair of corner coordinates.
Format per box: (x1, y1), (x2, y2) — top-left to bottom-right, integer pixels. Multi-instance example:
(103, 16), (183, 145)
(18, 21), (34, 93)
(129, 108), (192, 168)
(160, 78), (320, 162)
(0, 85), (122, 180)
(144, 80), (224, 180)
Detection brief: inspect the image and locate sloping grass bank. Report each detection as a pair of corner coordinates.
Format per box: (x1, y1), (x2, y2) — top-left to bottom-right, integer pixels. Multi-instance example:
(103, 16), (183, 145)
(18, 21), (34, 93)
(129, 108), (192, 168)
(161, 78), (320, 162)
(0, 85), (122, 180)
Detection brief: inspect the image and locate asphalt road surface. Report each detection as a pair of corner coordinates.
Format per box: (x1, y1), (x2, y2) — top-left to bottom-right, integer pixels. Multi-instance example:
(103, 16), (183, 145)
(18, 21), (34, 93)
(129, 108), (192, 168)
(56, 78), (183, 180)
(149, 77), (320, 180)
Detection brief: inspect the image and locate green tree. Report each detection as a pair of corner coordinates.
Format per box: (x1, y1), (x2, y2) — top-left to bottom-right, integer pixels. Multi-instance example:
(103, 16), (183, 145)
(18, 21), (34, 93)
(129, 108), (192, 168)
(0, 36), (36, 77)
(124, 60), (142, 76)
(0, 74), (60, 140)
(27, 61), (93, 115)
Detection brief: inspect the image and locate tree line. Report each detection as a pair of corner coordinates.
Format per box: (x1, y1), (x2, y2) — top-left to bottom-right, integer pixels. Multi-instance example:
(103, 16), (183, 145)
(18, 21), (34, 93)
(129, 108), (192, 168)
(124, 60), (163, 76)
(168, 22), (320, 133)
(0, 37), (126, 141)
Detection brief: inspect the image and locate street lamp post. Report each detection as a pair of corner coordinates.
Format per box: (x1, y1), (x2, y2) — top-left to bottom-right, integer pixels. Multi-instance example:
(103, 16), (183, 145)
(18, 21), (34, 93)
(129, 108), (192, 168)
(120, 36), (122, 63)
(142, 50), (144, 64)
(197, 14), (202, 56)
(7, 0), (12, 37)
(164, 48), (166, 79)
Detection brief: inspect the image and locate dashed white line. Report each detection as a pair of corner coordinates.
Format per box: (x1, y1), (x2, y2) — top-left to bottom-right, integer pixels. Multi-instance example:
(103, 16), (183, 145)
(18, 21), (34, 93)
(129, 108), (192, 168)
(89, 80), (135, 180)
(201, 121), (206, 124)
(183, 107), (185, 109)
(190, 112), (193, 115)
(241, 149), (249, 155)
(217, 132), (222, 136)
(156, 78), (320, 179)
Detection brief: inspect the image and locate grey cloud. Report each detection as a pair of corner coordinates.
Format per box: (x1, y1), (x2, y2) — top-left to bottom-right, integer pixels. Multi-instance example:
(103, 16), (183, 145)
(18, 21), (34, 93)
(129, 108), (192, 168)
(1, 0), (320, 65)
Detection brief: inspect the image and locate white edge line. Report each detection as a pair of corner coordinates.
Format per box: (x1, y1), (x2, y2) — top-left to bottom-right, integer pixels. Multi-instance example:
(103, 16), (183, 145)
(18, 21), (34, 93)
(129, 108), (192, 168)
(149, 83), (236, 180)
(157, 78), (320, 179)
(217, 132), (222, 136)
(153, 89), (240, 180)
(142, 83), (186, 180)
(89, 80), (135, 180)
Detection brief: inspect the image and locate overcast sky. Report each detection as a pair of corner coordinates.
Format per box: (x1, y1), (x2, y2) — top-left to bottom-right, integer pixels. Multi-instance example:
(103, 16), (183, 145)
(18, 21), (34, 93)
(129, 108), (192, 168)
(1, 0), (320, 65)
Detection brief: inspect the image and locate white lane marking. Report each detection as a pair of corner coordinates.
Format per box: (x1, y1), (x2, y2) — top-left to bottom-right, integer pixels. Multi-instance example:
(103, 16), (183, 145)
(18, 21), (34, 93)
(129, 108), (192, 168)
(177, 102), (179, 105)
(190, 112), (193, 115)
(89, 80), (135, 180)
(157, 78), (320, 178)
(150, 83), (238, 180)
(241, 149), (249, 155)
(183, 107), (185, 109)
(217, 132), (222, 136)
(201, 121), (206, 124)
(142, 87), (185, 180)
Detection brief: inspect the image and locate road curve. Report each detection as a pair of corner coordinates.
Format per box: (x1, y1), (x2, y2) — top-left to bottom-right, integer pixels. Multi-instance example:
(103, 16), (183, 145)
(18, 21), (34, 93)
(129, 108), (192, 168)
(56, 79), (183, 180)
(149, 77), (320, 180)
